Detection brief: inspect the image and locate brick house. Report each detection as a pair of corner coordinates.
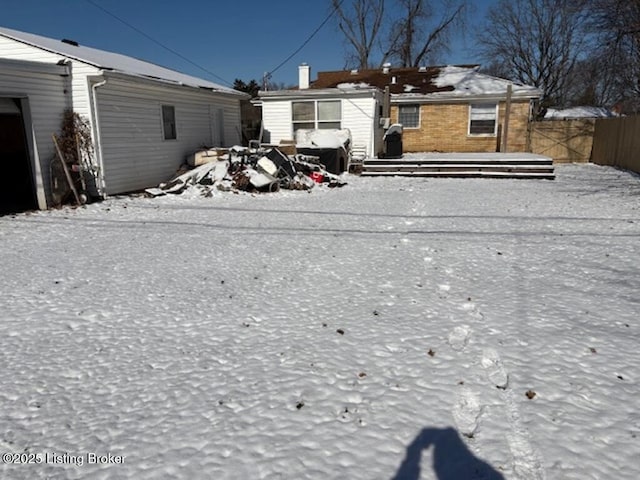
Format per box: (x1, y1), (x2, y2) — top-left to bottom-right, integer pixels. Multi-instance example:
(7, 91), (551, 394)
(258, 64), (541, 159)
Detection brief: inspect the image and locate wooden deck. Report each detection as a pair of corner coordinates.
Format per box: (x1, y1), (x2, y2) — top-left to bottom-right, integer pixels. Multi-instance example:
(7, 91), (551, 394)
(361, 153), (555, 179)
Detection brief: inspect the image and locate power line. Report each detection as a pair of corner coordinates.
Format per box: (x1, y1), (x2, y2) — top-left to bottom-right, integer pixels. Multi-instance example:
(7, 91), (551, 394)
(265, 0), (345, 82)
(83, 0), (232, 86)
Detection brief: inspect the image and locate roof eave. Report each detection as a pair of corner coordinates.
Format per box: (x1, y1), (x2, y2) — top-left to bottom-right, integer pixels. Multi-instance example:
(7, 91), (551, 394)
(0, 30), (245, 97)
(392, 91), (541, 103)
(258, 87), (381, 100)
(102, 70), (248, 98)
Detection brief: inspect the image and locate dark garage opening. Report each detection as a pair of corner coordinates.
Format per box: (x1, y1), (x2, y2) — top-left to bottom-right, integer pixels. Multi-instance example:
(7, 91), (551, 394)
(0, 98), (37, 215)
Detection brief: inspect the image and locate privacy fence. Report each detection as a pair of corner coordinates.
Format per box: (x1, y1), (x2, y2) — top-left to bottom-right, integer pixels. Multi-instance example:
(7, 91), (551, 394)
(529, 120), (595, 163)
(591, 115), (640, 175)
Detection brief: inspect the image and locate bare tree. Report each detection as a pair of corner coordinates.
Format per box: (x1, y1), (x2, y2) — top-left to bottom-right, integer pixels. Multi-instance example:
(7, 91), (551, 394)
(332, 0), (467, 69)
(586, 0), (640, 111)
(477, 0), (589, 111)
(332, 0), (385, 69)
(385, 0), (467, 67)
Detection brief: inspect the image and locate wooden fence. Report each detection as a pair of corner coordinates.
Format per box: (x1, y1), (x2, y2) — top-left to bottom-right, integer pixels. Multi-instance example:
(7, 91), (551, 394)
(591, 116), (640, 174)
(529, 120), (595, 163)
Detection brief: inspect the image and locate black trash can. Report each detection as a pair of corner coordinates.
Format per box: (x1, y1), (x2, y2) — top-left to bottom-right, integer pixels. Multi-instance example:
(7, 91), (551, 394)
(383, 124), (403, 159)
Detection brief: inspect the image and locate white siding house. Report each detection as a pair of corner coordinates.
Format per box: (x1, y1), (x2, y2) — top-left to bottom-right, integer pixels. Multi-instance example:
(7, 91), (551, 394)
(0, 26), (247, 210)
(258, 66), (384, 159)
(0, 58), (70, 211)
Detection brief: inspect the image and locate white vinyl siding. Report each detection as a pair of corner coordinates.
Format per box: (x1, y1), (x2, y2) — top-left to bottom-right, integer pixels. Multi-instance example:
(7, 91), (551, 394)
(469, 103), (498, 136)
(261, 91), (383, 157)
(0, 60), (70, 209)
(210, 107), (225, 146)
(1, 33), (245, 200)
(398, 104), (420, 128)
(0, 36), (98, 118)
(341, 96), (380, 157)
(261, 101), (293, 143)
(95, 76), (242, 195)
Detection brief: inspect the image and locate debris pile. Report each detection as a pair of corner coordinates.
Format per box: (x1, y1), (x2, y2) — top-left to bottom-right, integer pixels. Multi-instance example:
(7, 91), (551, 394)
(145, 146), (347, 197)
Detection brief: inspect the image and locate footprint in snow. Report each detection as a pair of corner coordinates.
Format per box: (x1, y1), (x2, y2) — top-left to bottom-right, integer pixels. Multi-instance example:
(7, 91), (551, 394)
(482, 348), (509, 390)
(448, 325), (471, 351)
(453, 387), (483, 438)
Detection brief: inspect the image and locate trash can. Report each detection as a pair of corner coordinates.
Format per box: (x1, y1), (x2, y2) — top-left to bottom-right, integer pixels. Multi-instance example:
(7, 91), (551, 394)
(383, 124), (403, 159)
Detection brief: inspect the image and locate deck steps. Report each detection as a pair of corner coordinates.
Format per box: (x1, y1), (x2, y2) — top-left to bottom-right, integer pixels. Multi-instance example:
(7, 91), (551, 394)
(361, 154), (555, 179)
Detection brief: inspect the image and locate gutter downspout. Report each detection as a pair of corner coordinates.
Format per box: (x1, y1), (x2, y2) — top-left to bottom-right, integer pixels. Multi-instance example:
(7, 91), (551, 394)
(90, 77), (107, 198)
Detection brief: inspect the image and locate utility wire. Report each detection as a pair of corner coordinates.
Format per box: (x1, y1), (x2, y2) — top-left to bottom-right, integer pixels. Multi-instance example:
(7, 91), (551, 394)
(265, 0), (345, 81)
(83, 0), (232, 86)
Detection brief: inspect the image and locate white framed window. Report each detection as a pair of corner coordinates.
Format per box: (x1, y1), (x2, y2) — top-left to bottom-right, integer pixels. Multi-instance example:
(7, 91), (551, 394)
(292, 100), (341, 132)
(398, 104), (420, 128)
(162, 105), (177, 140)
(469, 103), (498, 136)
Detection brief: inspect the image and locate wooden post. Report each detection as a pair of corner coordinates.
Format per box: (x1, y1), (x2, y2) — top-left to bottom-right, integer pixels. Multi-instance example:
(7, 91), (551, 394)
(501, 83), (512, 152)
(52, 134), (82, 206)
(383, 86), (391, 119)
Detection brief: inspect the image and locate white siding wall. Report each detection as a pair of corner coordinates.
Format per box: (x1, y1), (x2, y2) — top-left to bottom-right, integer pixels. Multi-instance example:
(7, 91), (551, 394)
(0, 36), (99, 118)
(0, 62), (70, 208)
(95, 76), (242, 194)
(341, 96), (378, 156)
(261, 101), (293, 144)
(261, 93), (382, 156)
(1, 35), (244, 197)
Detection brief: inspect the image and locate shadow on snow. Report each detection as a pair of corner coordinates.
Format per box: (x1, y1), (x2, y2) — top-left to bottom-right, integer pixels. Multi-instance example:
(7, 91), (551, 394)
(392, 427), (505, 480)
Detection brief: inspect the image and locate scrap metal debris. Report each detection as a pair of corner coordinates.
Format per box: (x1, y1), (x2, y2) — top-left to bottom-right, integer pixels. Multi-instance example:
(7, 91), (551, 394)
(146, 146), (347, 197)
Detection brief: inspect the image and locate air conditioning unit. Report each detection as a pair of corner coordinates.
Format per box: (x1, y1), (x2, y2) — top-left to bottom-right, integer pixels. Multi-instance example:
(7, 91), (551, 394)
(379, 117), (390, 129)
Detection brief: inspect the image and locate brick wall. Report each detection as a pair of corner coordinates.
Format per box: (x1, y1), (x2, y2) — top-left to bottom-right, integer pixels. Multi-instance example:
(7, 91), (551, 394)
(390, 100), (532, 153)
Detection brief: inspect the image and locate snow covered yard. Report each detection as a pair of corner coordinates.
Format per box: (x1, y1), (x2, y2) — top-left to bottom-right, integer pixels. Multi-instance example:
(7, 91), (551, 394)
(0, 163), (639, 480)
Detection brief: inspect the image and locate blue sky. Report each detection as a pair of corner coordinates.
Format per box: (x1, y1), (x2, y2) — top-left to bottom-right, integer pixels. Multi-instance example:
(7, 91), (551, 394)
(2, 0), (494, 88)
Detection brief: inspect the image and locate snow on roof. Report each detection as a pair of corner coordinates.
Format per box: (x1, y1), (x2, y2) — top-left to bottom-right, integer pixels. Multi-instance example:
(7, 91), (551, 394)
(336, 82), (373, 90)
(431, 65), (540, 98)
(0, 26), (242, 95)
(307, 65), (540, 100)
(544, 106), (620, 120)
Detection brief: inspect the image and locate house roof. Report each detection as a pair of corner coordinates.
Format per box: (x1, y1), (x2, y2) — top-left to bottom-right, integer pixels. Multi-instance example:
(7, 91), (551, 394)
(0, 26), (244, 96)
(544, 106), (620, 120)
(310, 65), (541, 100)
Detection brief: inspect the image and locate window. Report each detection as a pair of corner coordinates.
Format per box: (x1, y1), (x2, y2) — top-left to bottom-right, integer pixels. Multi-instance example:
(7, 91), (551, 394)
(292, 100), (341, 132)
(317, 100), (341, 129)
(162, 105), (176, 140)
(292, 102), (315, 131)
(398, 104), (420, 128)
(469, 103), (497, 135)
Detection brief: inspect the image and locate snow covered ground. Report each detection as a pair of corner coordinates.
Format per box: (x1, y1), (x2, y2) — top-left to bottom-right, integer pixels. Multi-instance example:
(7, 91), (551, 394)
(1, 163), (639, 480)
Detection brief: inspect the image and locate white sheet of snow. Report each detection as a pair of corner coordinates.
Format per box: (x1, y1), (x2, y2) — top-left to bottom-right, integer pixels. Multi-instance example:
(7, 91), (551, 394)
(545, 107), (619, 119)
(0, 26), (240, 95)
(1, 163), (639, 479)
(431, 66), (540, 97)
(337, 82), (372, 90)
(295, 128), (351, 148)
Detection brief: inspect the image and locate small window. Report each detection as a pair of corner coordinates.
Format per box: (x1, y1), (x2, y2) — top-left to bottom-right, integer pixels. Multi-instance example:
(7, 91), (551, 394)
(162, 105), (177, 140)
(292, 102), (315, 132)
(317, 100), (341, 129)
(398, 104), (419, 128)
(469, 103), (497, 135)
(292, 100), (342, 132)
